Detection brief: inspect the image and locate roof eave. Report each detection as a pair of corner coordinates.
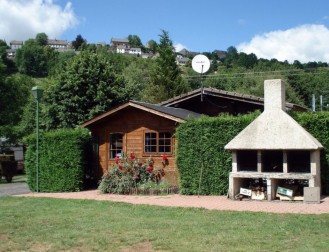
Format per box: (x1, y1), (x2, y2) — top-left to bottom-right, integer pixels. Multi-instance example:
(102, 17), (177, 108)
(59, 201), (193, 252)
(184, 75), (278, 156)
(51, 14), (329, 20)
(80, 101), (186, 128)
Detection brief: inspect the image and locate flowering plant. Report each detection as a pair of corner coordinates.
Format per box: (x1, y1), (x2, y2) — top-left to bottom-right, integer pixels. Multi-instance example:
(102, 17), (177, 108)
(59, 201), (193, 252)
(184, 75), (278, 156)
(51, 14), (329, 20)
(98, 153), (167, 194)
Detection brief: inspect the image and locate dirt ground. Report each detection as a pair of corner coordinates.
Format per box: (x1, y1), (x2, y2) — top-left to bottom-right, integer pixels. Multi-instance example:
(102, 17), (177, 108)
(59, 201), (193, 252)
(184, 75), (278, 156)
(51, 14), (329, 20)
(15, 190), (329, 214)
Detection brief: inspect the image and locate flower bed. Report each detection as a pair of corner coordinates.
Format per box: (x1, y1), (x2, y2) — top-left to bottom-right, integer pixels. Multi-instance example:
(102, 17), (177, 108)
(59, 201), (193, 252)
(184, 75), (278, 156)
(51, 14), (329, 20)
(99, 154), (172, 195)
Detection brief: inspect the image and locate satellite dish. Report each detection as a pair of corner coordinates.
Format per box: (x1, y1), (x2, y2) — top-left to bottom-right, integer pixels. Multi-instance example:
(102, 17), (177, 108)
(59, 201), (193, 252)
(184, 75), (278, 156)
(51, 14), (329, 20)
(192, 54), (210, 74)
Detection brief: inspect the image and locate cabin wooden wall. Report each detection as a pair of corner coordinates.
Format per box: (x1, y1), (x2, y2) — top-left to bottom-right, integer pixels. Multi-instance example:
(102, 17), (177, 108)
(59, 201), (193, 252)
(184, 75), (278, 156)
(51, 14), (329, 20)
(87, 107), (180, 185)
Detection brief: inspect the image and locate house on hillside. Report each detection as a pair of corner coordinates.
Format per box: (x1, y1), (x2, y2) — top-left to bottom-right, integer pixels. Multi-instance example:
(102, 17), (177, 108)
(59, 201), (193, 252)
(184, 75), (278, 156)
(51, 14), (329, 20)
(176, 55), (190, 66)
(111, 38), (142, 55)
(110, 38), (130, 48)
(10, 40), (23, 50)
(81, 88), (307, 185)
(47, 39), (69, 49)
(6, 40), (23, 59)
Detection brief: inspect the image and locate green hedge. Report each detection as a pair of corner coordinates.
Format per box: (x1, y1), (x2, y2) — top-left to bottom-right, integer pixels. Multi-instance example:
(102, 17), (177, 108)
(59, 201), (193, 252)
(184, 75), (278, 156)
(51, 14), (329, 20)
(292, 112), (329, 194)
(24, 128), (91, 192)
(176, 112), (258, 195)
(176, 111), (329, 195)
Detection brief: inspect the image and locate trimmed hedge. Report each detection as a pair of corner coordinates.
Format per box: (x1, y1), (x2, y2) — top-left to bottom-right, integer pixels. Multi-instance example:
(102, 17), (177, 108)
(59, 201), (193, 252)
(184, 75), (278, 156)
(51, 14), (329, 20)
(176, 112), (258, 195)
(24, 128), (91, 192)
(176, 111), (329, 195)
(292, 112), (329, 194)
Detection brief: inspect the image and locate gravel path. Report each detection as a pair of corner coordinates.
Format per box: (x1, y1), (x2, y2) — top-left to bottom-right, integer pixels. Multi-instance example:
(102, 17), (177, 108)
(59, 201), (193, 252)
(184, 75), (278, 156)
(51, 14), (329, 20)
(14, 190), (329, 215)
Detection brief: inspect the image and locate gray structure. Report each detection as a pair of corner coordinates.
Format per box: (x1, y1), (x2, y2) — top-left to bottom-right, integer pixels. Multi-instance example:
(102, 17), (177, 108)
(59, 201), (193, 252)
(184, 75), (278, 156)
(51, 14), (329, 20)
(225, 79), (323, 200)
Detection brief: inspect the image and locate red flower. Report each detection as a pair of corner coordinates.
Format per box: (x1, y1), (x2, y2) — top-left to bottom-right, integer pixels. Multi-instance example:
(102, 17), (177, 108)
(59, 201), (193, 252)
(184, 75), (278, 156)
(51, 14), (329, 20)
(133, 165), (138, 170)
(118, 165), (123, 170)
(162, 155), (168, 161)
(133, 173), (139, 179)
(115, 156), (120, 164)
(130, 154), (136, 159)
(146, 167), (153, 172)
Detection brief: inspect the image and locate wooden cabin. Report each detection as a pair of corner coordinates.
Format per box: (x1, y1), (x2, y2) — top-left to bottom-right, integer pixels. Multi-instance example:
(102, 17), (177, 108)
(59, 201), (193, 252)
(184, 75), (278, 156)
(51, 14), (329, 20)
(81, 88), (307, 185)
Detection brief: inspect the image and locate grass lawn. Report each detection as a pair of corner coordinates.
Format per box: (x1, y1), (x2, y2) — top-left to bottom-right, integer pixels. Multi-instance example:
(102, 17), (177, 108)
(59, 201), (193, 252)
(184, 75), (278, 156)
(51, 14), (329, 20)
(0, 197), (328, 251)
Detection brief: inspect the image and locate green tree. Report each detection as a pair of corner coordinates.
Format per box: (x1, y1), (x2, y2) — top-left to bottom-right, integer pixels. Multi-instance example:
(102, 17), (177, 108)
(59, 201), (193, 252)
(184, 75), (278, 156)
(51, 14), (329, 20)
(149, 30), (185, 102)
(146, 40), (158, 54)
(45, 50), (132, 129)
(35, 32), (48, 46)
(15, 39), (47, 77)
(0, 65), (35, 141)
(72, 34), (86, 50)
(128, 34), (143, 48)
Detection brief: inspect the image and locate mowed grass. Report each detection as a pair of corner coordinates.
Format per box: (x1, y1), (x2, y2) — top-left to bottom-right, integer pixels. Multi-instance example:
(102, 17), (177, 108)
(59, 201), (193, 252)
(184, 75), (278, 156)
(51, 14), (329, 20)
(0, 197), (328, 252)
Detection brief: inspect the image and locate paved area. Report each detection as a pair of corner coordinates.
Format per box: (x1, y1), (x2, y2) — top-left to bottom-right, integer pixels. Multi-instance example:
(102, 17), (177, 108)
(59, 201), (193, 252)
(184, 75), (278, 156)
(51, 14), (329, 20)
(0, 182), (30, 196)
(14, 189), (329, 215)
(0, 177), (30, 197)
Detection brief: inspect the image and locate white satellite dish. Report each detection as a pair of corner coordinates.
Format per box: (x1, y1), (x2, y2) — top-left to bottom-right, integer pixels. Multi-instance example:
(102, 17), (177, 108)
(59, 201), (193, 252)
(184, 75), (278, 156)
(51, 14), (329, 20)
(192, 54), (210, 74)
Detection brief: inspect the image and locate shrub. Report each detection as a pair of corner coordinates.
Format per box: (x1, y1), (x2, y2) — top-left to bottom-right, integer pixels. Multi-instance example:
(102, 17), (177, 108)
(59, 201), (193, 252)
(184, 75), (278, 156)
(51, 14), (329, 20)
(24, 127), (91, 192)
(98, 154), (166, 194)
(291, 111), (329, 194)
(176, 113), (258, 195)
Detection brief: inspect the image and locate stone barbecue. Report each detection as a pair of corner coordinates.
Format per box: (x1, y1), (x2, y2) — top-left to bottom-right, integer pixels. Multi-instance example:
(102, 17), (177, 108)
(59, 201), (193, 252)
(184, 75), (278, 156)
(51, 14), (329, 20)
(225, 79), (323, 200)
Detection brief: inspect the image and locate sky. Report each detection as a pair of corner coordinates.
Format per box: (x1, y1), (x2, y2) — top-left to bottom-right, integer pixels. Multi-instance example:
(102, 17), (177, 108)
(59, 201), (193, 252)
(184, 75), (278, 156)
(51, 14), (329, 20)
(1, 0), (329, 63)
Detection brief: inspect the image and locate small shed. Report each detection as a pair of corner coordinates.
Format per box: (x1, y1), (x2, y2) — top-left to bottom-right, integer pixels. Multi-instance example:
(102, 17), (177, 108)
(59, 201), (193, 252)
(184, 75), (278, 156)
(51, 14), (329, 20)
(81, 101), (201, 185)
(225, 79), (323, 200)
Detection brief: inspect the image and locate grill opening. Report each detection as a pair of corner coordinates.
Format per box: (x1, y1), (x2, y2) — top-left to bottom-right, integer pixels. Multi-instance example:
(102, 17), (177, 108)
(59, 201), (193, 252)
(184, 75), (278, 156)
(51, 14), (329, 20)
(237, 150), (257, 171)
(262, 150), (283, 172)
(287, 150), (310, 173)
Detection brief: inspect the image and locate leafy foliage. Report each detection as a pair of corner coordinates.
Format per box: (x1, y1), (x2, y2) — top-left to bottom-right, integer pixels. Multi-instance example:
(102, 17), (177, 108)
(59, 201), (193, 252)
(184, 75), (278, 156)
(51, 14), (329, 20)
(71, 34), (86, 50)
(0, 71), (35, 142)
(149, 30), (187, 102)
(24, 127), (91, 192)
(45, 50), (132, 129)
(291, 112), (329, 194)
(176, 113), (258, 195)
(15, 39), (48, 77)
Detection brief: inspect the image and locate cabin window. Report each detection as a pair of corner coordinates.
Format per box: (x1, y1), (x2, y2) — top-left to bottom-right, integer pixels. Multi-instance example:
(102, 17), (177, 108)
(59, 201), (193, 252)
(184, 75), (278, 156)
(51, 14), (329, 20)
(144, 131), (171, 154)
(109, 133), (123, 159)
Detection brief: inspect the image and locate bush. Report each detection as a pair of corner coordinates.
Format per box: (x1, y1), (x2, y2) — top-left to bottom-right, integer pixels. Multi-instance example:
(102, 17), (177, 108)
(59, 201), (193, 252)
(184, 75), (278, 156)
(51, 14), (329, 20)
(176, 113), (258, 195)
(291, 112), (329, 194)
(98, 154), (167, 194)
(24, 127), (91, 192)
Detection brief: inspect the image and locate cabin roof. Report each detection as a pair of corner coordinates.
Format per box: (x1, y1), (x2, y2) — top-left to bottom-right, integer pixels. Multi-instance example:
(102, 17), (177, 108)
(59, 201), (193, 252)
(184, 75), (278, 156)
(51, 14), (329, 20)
(81, 100), (201, 127)
(160, 87), (307, 112)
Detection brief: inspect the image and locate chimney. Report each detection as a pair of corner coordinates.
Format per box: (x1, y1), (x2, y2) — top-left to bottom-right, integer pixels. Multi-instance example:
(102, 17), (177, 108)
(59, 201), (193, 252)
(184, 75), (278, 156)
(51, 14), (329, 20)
(264, 79), (285, 111)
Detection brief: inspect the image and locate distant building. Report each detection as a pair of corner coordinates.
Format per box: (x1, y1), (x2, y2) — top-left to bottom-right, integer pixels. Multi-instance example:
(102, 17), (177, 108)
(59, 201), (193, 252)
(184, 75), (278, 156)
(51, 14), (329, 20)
(213, 50), (227, 60)
(129, 47), (142, 55)
(47, 39), (69, 49)
(176, 56), (190, 66)
(110, 38), (130, 48)
(10, 40), (23, 50)
(111, 37), (141, 55)
(6, 40), (23, 59)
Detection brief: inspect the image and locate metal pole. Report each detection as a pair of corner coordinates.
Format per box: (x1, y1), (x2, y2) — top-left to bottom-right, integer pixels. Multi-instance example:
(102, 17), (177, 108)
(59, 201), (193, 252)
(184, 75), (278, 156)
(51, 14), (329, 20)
(36, 98), (39, 192)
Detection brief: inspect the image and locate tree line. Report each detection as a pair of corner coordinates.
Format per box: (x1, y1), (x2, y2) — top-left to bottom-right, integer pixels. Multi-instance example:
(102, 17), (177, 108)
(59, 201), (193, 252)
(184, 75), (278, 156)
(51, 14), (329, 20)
(1, 30), (329, 144)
